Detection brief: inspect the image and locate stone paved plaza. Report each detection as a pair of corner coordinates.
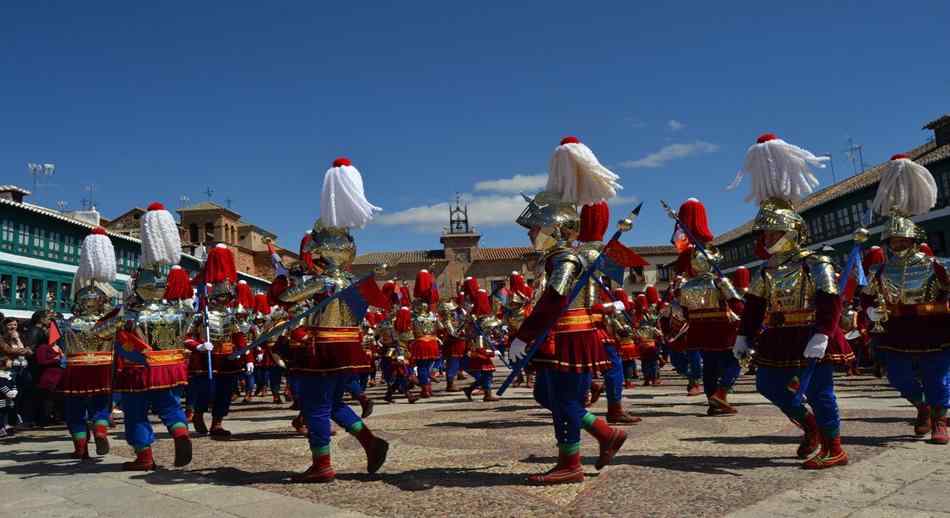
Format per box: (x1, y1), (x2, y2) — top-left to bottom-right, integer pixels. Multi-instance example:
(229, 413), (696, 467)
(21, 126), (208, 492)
(2, 368), (950, 518)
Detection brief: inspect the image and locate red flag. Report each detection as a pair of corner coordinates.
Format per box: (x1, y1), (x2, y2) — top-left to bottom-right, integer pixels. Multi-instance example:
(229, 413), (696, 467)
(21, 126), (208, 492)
(604, 240), (649, 268)
(47, 320), (62, 347)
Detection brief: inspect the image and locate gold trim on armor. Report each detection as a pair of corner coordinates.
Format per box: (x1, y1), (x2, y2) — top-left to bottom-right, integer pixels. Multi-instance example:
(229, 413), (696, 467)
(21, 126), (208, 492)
(66, 351), (113, 366)
(144, 349), (186, 366)
(688, 309), (732, 321)
(889, 303), (950, 318)
(766, 310), (816, 328)
(313, 327), (361, 343)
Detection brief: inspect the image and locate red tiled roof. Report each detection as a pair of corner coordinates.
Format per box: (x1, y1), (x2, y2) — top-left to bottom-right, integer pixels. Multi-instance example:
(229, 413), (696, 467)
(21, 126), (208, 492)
(923, 114), (950, 130)
(353, 250), (447, 265)
(472, 247), (534, 261)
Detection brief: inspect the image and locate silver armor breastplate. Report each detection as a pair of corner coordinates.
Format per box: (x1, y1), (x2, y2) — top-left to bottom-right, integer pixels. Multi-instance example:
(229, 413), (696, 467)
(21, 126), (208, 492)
(134, 302), (196, 350)
(875, 254), (941, 305)
(62, 314), (113, 355)
(206, 308), (238, 343)
(308, 273), (358, 328)
(680, 274), (723, 310)
(413, 312), (438, 337)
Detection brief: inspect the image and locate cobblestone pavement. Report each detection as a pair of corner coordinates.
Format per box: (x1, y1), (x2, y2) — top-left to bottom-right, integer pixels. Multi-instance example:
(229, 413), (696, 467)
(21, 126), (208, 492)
(3, 368), (950, 518)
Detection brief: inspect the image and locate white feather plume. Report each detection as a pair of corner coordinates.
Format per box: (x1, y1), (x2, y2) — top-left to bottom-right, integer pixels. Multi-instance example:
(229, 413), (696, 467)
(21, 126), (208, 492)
(728, 138), (827, 204)
(547, 142), (622, 206)
(321, 164), (382, 229)
(871, 158), (937, 217)
(76, 233), (116, 284)
(140, 208), (182, 266)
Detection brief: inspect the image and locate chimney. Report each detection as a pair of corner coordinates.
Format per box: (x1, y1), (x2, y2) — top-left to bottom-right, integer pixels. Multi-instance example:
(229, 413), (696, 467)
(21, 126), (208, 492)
(0, 185), (31, 203)
(924, 114), (950, 147)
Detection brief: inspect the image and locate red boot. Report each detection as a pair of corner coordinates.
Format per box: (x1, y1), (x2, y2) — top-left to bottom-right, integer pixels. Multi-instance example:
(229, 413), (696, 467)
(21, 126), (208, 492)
(71, 437), (90, 460)
(914, 404), (932, 437)
(273, 394), (283, 404)
(192, 412), (208, 435)
(292, 414), (309, 435)
(796, 412), (820, 459)
(707, 388), (737, 416)
(171, 427), (193, 467)
(624, 380), (636, 389)
(354, 426), (389, 474)
(93, 423), (110, 455)
(803, 433), (848, 469)
(686, 381), (703, 397)
(606, 402), (642, 425)
(123, 448), (156, 471)
(419, 384), (431, 399)
(209, 418), (231, 439)
(931, 408), (948, 445)
(587, 383), (604, 407)
(527, 449), (584, 485)
(586, 417), (627, 470)
(292, 453), (336, 483)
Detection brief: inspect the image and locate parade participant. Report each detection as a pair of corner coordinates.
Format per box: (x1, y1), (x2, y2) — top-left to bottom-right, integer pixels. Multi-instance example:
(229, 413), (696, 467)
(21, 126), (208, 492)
(609, 289), (640, 388)
(58, 227), (118, 459)
(504, 271), (534, 388)
(251, 294), (284, 403)
(862, 154), (949, 444)
(385, 305), (419, 403)
(278, 156), (389, 482)
(462, 289), (502, 402)
(507, 136), (626, 484)
(234, 280), (257, 403)
(636, 293), (663, 385)
(96, 202), (192, 470)
(731, 133), (852, 469)
(408, 270), (441, 398)
(673, 198), (744, 415)
(186, 244), (248, 438)
(437, 296), (467, 392)
(669, 234), (705, 396)
(579, 202), (640, 424)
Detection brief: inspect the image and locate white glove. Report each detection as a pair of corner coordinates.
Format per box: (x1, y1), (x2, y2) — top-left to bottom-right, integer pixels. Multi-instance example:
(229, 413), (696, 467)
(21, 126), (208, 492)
(197, 341), (214, 352)
(732, 335), (751, 360)
(866, 307), (884, 322)
(6, 389), (18, 399)
(804, 333), (829, 359)
(509, 338), (529, 363)
(255, 354), (264, 362)
(611, 300), (626, 312)
(487, 350), (496, 358)
(245, 362), (255, 374)
(396, 355), (405, 363)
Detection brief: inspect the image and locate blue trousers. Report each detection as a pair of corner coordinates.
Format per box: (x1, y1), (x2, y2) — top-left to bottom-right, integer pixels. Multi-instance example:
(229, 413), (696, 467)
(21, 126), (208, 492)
(623, 359), (638, 380)
(670, 350), (703, 381)
(416, 359), (434, 386)
(381, 358), (396, 385)
(445, 357), (462, 381)
(288, 373), (301, 399)
(433, 358), (445, 373)
(190, 374), (237, 419)
(603, 345), (624, 403)
(757, 363), (840, 435)
(701, 350), (741, 397)
(121, 389), (187, 450)
(642, 357), (659, 380)
(345, 375), (365, 397)
(242, 371), (256, 395)
(534, 369), (592, 445)
(64, 394), (111, 437)
(298, 374), (362, 450)
(265, 367), (283, 395)
(885, 349), (950, 408)
(473, 371), (492, 391)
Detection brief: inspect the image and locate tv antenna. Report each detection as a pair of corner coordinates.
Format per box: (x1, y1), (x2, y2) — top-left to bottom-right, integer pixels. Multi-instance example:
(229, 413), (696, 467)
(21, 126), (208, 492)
(843, 138), (866, 178)
(819, 153), (837, 183)
(225, 197), (233, 209)
(27, 163), (55, 201)
(56, 200), (68, 211)
(81, 184), (97, 211)
(204, 187), (214, 200)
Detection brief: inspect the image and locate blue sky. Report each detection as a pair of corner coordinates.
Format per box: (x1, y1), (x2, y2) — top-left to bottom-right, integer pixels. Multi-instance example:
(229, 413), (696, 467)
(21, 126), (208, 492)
(2, 2), (949, 253)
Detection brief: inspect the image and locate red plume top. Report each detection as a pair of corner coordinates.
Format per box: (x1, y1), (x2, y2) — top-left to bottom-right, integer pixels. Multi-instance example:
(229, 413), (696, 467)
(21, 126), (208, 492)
(91, 226), (107, 236)
(677, 198), (714, 244)
(920, 243), (934, 257)
(364, 310), (383, 327)
(611, 288), (632, 310)
(645, 285), (660, 305)
(299, 232), (316, 272)
(413, 269), (436, 303)
(731, 266), (751, 291)
(509, 271), (533, 299)
(890, 153), (910, 161)
(473, 289), (492, 317)
(268, 276), (289, 307)
(381, 281), (398, 306)
(463, 277), (480, 299)
(578, 202), (610, 242)
(756, 133), (778, 144)
(253, 293), (271, 315)
(675, 247), (694, 276)
(235, 280), (254, 309)
(204, 244), (237, 284)
(147, 202), (165, 211)
(863, 246), (886, 270)
(332, 157), (352, 167)
(560, 136), (580, 145)
(394, 306), (412, 332)
(635, 293), (649, 311)
(398, 285), (411, 307)
(455, 292), (466, 306)
(163, 265), (193, 301)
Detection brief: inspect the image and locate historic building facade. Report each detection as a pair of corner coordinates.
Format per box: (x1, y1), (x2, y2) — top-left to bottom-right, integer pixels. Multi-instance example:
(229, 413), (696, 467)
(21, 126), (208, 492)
(714, 113), (950, 271)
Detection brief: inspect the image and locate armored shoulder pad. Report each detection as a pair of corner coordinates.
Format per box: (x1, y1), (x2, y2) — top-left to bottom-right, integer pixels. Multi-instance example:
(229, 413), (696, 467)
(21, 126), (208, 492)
(805, 253), (839, 295)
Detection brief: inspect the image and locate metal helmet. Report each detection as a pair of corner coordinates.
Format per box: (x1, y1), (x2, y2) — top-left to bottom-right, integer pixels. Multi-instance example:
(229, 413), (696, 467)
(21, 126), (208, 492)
(690, 247), (722, 275)
(134, 266), (167, 303)
(752, 198), (807, 253)
(307, 219), (356, 272)
(73, 285), (109, 316)
(881, 214), (925, 241)
(516, 191), (580, 251)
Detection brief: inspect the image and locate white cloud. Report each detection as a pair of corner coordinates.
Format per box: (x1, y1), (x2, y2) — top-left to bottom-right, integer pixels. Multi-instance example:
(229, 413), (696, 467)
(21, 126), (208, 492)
(474, 173), (547, 193)
(376, 194), (528, 232)
(618, 140), (719, 169)
(667, 119), (686, 131)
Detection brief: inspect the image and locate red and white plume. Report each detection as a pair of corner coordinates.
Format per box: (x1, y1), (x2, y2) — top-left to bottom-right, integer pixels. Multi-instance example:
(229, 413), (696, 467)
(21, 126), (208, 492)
(729, 133), (827, 204)
(76, 227), (116, 286)
(676, 198), (714, 245)
(413, 269), (439, 304)
(547, 136), (622, 206)
(645, 285), (660, 305)
(140, 202), (182, 266)
(578, 201), (610, 242)
(462, 276), (480, 300)
(163, 265), (193, 301)
(473, 289), (492, 317)
(509, 271), (533, 299)
(204, 244), (237, 285)
(254, 293), (272, 316)
(870, 154), (937, 217)
(321, 157), (382, 229)
(235, 280), (254, 310)
(731, 266), (751, 292)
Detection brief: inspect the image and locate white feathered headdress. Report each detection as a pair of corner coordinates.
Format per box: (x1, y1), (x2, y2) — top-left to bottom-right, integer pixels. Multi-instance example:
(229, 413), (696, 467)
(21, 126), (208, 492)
(321, 157), (382, 229)
(728, 133), (827, 205)
(140, 202), (182, 266)
(73, 227), (118, 298)
(871, 154), (937, 217)
(547, 136), (622, 207)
